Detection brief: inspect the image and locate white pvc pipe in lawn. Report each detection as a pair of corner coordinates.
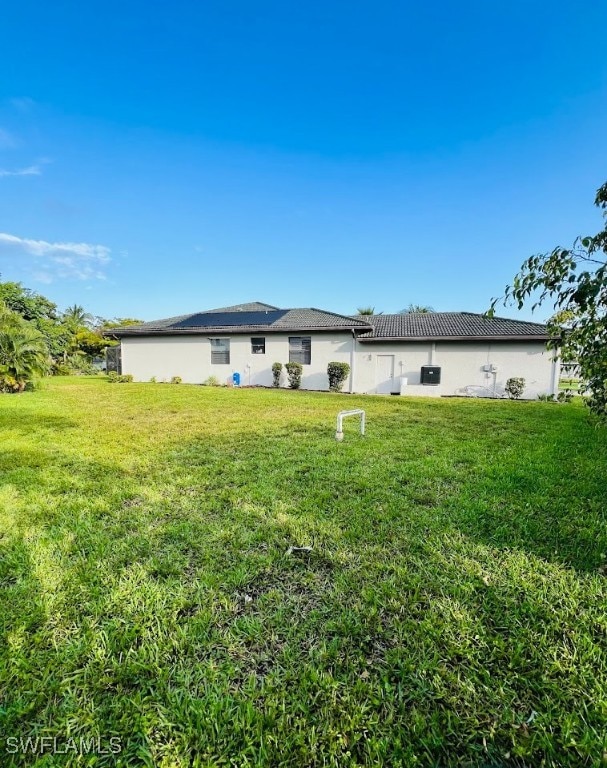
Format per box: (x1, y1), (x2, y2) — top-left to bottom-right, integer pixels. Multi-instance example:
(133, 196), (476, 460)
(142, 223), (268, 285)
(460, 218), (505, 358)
(335, 409), (366, 441)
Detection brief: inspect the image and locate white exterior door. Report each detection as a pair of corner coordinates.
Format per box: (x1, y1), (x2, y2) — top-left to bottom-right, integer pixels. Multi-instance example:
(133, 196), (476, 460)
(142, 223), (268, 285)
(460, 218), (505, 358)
(376, 354), (397, 394)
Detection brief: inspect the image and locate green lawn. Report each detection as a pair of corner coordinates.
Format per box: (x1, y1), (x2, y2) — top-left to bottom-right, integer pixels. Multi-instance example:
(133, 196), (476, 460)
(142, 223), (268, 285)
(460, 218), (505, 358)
(559, 378), (581, 392)
(1, 378), (607, 767)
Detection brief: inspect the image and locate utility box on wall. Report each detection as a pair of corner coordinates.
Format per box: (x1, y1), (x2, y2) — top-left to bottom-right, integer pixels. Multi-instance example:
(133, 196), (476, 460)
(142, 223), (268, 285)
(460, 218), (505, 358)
(420, 365), (441, 385)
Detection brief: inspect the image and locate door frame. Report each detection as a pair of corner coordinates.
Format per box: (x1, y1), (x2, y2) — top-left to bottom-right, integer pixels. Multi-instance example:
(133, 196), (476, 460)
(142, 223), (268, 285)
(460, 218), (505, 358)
(376, 354), (398, 394)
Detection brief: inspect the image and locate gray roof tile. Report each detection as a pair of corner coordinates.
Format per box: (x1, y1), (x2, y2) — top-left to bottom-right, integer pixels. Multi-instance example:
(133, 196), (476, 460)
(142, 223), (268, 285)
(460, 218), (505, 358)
(356, 312), (550, 340)
(106, 303), (550, 341)
(107, 303), (371, 336)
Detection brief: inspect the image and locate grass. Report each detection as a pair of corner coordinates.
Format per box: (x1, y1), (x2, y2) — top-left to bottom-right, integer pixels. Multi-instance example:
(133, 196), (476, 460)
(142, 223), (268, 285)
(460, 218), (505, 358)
(559, 378), (581, 392)
(1, 377), (607, 767)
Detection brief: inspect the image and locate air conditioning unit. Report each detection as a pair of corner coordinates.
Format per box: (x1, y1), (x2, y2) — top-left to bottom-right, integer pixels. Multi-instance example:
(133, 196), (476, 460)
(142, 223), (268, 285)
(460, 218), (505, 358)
(421, 366), (441, 385)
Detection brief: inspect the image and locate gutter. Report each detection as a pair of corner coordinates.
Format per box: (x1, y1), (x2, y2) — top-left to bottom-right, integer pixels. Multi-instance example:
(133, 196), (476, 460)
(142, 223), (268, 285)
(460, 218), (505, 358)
(357, 334), (554, 343)
(105, 324), (373, 338)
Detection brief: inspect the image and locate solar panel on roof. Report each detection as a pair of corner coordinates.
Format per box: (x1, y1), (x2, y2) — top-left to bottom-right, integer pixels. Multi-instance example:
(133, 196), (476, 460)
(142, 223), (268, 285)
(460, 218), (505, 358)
(169, 310), (289, 329)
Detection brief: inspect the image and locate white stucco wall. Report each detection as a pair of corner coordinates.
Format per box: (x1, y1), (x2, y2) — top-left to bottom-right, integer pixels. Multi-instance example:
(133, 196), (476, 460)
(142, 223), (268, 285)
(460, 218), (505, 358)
(434, 341), (558, 399)
(120, 333), (558, 399)
(120, 332), (354, 390)
(355, 339), (558, 399)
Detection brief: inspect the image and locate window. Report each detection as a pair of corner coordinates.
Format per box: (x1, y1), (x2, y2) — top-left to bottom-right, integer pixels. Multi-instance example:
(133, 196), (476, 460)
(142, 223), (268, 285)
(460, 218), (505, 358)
(289, 336), (311, 365)
(251, 337), (266, 355)
(210, 338), (230, 364)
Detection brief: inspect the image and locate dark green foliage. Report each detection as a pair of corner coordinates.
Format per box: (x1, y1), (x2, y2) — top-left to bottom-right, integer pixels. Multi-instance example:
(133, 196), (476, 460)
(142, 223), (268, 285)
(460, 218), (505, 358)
(36, 317), (73, 360)
(51, 361), (72, 376)
(62, 304), (93, 330)
(285, 361), (302, 389)
(491, 181), (607, 421)
(0, 281), (58, 322)
(100, 317), (144, 329)
(271, 362), (283, 387)
(327, 361), (351, 392)
(107, 372), (132, 383)
(0, 302), (49, 392)
(170, 376), (182, 384)
(0, 280), (131, 376)
(505, 377), (525, 399)
(74, 329), (113, 357)
(557, 389), (574, 403)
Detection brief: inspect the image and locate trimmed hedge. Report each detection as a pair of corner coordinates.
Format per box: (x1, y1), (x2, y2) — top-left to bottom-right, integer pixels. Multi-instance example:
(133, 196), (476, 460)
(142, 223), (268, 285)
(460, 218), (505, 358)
(327, 361), (350, 392)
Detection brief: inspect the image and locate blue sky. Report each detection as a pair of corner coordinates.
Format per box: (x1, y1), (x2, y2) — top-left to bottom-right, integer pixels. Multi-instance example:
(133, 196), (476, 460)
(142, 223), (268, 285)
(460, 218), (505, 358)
(1, 0), (606, 321)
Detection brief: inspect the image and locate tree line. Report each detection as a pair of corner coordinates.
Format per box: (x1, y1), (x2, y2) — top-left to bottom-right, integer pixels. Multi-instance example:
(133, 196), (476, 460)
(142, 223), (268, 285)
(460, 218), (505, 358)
(0, 279), (141, 392)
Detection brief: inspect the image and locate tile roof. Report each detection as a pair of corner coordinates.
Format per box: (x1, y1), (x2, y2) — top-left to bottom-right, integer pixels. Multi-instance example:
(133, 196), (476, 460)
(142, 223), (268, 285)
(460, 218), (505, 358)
(107, 303), (371, 336)
(356, 312), (551, 341)
(106, 303), (550, 341)
(206, 301), (280, 313)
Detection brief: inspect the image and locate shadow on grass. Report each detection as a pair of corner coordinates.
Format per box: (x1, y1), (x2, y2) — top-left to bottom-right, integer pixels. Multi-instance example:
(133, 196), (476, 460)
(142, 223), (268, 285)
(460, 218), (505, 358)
(0, 454), (162, 766)
(0, 412), (77, 436)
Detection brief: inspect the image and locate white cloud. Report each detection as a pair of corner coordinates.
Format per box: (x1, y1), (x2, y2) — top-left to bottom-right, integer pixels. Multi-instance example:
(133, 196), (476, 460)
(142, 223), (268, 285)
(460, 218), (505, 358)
(0, 232), (111, 282)
(0, 164), (42, 177)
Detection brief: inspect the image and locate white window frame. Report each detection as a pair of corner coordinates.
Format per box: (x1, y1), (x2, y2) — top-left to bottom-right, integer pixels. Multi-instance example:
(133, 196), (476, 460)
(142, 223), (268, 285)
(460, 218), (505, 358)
(210, 338), (230, 364)
(288, 336), (311, 365)
(251, 337), (266, 355)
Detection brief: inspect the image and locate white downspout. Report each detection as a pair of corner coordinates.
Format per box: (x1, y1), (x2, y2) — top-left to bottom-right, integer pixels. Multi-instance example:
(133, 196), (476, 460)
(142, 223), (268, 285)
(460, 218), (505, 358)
(350, 329), (357, 394)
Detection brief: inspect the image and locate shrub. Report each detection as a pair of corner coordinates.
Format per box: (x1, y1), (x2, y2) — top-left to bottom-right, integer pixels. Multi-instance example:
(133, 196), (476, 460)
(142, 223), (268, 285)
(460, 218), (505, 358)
(64, 353), (96, 375)
(52, 362), (72, 376)
(505, 377), (525, 399)
(203, 375), (221, 387)
(538, 392), (557, 402)
(271, 362), (283, 387)
(285, 362), (303, 389)
(170, 376), (182, 384)
(149, 376), (157, 383)
(0, 305), (49, 392)
(557, 389), (574, 403)
(327, 361), (351, 392)
(107, 371), (133, 383)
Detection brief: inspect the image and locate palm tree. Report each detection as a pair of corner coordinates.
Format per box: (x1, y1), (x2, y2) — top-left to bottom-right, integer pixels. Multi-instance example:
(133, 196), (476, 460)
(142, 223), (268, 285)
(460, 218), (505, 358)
(63, 304), (93, 329)
(0, 304), (49, 391)
(398, 304), (435, 314)
(356, 306), (383, 315)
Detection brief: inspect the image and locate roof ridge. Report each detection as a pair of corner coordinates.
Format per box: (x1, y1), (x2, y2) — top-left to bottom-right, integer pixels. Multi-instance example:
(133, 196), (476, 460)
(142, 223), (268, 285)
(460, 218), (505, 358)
(206, 301), (280, 313)
(305, 307), (372, 326)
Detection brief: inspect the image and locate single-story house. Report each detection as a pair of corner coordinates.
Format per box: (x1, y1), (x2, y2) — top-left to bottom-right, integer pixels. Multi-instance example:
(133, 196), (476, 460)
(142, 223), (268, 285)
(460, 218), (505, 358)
(105, 301), (560, 399)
